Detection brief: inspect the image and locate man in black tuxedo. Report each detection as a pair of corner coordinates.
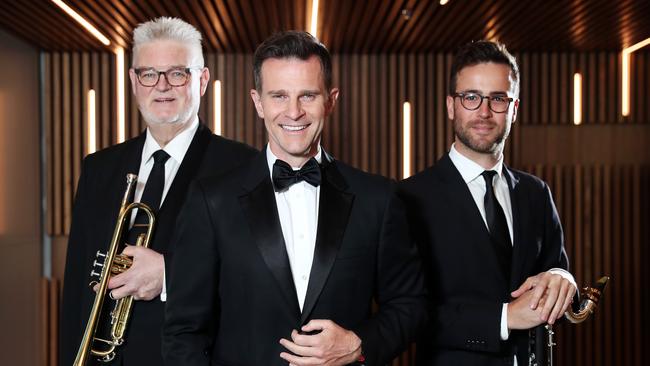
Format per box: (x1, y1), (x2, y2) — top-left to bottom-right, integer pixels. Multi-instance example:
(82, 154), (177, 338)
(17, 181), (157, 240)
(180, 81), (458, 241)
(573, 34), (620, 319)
(398, 41), (577, 365)
(162, 31), (427, 366)
(60, 17), (255, 365)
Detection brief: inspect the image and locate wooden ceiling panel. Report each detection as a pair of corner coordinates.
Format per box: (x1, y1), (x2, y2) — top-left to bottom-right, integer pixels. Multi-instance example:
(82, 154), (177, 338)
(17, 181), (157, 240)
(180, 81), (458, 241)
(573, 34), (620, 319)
(1, 0), (649, 53)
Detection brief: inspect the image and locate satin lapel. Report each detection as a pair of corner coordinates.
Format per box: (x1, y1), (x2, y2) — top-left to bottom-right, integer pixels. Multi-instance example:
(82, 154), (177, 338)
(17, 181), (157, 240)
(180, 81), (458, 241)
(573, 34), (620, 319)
(504, 166), (526, 290)
(158, 123), (211, 216)
(300, 157), (354, 324)
(239, 152), (301, 314)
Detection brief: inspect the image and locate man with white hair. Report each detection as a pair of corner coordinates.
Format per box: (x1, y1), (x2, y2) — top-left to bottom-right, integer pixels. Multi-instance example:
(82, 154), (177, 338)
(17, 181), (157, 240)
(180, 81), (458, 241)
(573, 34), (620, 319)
(60, 17), (255, 365)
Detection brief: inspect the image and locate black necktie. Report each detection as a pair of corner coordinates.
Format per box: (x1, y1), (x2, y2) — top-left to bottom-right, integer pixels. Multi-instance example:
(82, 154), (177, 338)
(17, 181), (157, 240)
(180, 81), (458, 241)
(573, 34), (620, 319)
(481, 170), (513, 281)
(127, 149), (170, 245)
(272, 158), (321, 192)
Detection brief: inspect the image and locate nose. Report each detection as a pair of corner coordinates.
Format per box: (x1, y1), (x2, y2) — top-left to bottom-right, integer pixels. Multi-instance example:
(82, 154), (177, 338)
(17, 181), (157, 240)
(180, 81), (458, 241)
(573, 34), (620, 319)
(285, 97), (305, 120)
(155, 73), (171, 91)
(478, 96), (493, 118)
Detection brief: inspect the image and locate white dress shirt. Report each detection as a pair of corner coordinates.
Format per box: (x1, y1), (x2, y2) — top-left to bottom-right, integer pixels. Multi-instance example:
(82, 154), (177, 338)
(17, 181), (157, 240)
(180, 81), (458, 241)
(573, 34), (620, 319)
(449, 144), (575, 364)
(266, 145), (321, 311)
(134, 116), (199, 302)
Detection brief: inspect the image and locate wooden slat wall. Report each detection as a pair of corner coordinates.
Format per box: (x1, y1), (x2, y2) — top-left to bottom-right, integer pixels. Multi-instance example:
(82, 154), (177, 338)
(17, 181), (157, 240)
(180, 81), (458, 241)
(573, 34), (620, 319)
(526, 165), (650, 366)
(43, 50), (650, 365)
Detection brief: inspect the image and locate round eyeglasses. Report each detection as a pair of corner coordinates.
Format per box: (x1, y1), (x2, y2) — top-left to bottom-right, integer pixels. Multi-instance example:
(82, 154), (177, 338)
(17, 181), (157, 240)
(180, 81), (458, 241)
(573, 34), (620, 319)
(453, 92), (515, 113)
(133, 67), (198, 87)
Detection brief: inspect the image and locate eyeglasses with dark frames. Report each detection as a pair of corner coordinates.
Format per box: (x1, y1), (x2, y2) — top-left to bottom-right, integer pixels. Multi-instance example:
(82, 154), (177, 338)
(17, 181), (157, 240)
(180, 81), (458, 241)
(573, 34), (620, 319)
(133, 67), (200, 87)
(452, 92), (515, 113)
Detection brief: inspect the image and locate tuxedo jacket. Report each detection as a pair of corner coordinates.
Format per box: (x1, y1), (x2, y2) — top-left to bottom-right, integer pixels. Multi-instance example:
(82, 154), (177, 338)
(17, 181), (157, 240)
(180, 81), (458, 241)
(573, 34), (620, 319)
(60, 123), (257, 366)
(162, 151), (427, 366)
(398, 154), (569, 366)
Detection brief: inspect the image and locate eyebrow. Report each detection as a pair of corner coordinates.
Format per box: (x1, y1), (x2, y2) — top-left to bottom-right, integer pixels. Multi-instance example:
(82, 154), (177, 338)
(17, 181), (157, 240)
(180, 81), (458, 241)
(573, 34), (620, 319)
(460, 89), (509, 96)
(265, 89), (322, 95)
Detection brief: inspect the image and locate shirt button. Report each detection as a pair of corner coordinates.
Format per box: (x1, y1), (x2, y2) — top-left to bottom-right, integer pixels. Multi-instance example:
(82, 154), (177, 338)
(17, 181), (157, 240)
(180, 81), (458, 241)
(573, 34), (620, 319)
(299, 234), (305, 239)
(301, 275), (307, 281)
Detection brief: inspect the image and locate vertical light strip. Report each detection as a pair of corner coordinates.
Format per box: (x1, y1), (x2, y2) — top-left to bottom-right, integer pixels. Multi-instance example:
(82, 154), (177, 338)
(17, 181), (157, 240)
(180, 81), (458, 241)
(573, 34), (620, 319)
(51, 0), (110, 46)
(573, 73), (582, 125)
(622, 52), (630, 117)
(115, 47), (126, 143)
(621, 37), (650, 117)
(87, 89), (97, 154)
(310, 0), (319, 38)
(402, 102), (412, 179)
(213, 80), (222, 136)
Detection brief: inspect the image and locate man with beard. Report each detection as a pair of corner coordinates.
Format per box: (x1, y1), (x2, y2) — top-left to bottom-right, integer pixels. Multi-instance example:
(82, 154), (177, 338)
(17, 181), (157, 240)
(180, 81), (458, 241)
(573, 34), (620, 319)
(398, 40), (577, 365)
(60, 17), (255, 365)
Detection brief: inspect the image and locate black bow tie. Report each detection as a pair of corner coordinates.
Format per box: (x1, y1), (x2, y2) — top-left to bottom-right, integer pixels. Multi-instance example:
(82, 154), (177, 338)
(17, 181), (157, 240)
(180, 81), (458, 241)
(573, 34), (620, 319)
(272, 158), (322, 191)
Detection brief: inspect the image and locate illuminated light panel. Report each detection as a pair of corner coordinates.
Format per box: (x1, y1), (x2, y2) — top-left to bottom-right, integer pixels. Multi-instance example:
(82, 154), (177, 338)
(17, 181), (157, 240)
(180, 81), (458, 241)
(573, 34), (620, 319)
(213, 80), (222, 136)
(115, 47), (126, 143)
(622, 37), (650, 117)
(51, 0), (110, 46)
(87, 89), (97, 154)
(309, 0), (319, 38)
(440, 0), (450, 5)
(402, 102), (412, 179)
(573, 73), (582, 125)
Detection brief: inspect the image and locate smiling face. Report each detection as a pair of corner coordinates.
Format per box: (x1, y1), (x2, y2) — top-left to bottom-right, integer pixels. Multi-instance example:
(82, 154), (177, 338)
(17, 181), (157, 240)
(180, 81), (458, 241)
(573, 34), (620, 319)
(250, 56), (338, 167)
(447, 62), (519, 162)
(129, 39), (209, 128)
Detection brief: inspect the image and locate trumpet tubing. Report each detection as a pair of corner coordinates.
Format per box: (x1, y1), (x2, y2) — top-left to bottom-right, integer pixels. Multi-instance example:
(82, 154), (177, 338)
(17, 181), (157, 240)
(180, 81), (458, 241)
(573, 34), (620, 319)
(73, 174), (156, 365)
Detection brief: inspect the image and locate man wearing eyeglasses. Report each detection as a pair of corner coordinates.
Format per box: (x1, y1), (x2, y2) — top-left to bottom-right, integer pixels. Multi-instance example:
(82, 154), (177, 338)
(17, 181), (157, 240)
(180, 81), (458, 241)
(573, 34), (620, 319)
(398, 41), (577, 365)
(60, 17), (255, 365)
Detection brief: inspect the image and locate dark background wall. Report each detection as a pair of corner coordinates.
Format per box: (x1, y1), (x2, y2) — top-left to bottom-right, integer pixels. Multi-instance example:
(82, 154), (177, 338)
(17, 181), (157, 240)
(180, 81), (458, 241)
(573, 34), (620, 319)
(0, 28), (42, 366)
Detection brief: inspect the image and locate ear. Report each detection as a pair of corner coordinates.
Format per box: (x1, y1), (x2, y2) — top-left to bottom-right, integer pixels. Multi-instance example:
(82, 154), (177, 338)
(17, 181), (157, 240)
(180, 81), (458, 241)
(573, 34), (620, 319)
(325, 88), (339, 116)
(446, 95), (455, 121)
(128, 68), (138, 95)
(511, 99), (520, 124)
(199, 67), (210, 96)
(250, 89), (264, 118)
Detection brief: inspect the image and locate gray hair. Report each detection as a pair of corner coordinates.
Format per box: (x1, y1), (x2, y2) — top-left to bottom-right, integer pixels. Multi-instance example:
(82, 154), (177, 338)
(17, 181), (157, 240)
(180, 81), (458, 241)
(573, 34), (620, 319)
(132, 17), (204, 67)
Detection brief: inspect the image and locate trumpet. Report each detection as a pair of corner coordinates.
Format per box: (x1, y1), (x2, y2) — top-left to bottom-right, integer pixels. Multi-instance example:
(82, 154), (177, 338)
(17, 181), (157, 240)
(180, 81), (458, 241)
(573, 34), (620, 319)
(529, 276), (610, 366)
(74, 174), (156, 365)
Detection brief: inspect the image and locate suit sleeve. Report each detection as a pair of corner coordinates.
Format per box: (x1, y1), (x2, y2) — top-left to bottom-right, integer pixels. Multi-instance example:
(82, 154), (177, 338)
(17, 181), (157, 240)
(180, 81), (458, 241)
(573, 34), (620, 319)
(352, 190), (428, 365)
(162, 181), (219, 366)
(59, 158), (92, 366)
(538, 182), (569, 272)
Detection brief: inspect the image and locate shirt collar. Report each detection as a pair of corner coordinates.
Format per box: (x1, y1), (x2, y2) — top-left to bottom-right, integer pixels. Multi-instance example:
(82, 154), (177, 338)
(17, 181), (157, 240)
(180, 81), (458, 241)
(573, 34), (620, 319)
(142, 116), (199, 165)
(448, 143), (504, 184)
(266, 145), (323, 177)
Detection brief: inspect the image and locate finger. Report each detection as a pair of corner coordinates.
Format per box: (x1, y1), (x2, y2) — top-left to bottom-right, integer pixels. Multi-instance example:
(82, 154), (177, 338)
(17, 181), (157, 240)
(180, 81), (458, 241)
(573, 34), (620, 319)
(279, 338), (314, 357)
(108, 272), (129, 289)
(511, 278), (535, 298)
(547, 281), (569, 324)
(528, 282), (548, 310)
(279, 351), (318, 366)
(540, 282), (562, 321)
(301, 319), (329, 333)
(109, 281), (136, 299)
(559, 284), (576, 316)
(121, 245), (136, 256)
(291, 330), (319, 347)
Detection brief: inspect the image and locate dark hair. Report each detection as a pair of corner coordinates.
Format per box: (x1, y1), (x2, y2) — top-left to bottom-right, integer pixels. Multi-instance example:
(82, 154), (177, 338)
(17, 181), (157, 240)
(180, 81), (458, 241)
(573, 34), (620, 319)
(448, 40), (519, 96)
(253, 31), (332, 91)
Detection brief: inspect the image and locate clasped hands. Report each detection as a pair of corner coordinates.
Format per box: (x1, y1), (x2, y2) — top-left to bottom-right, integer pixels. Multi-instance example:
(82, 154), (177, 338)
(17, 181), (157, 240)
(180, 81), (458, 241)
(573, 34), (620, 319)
(507, 271), (576, 330)
(279, 319), (362, 366)
(93, 245), (164, 301)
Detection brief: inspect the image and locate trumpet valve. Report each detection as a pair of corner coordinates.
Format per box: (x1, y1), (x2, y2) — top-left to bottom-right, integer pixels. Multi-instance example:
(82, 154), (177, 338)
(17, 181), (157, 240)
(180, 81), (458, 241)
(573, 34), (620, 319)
(110, 254), (133, 275)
